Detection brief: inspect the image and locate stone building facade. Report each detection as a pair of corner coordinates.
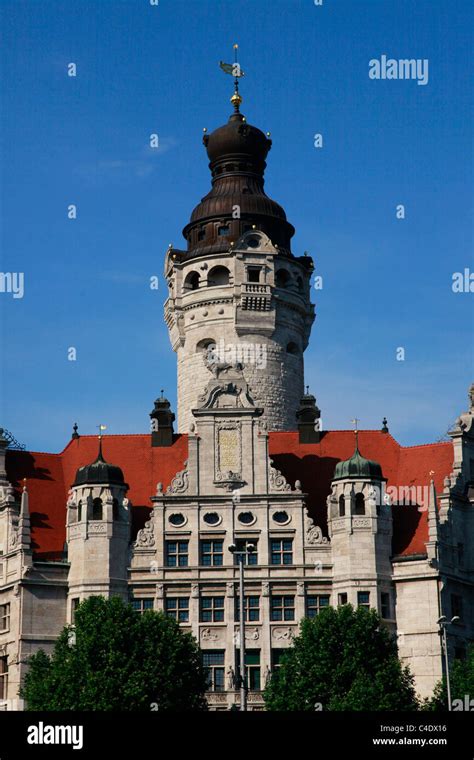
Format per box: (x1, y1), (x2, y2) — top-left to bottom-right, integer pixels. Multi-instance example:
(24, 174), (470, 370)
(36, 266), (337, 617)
(0, 86), (473, 710)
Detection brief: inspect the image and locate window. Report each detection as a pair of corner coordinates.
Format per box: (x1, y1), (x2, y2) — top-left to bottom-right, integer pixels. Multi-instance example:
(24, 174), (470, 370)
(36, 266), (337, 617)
(208, 265), (230, 286)
(0, 657), (7, 701)
(200, 539), (223, 567)
(357, 591), (370, 609)
(131, 599), (154, 614)
(270, 539), (293, 565)
(306, 595), (330, 619)
(237, 511), (255, 525)
(272, 511), (289, 525)
(354, 493), (365, 515)
(235, 595), (260, 622)
(275, 269), (291, 288)
(236, 650), (260, 691)
(184, 271), (199, 291)
(92, 498), (103, 521)
(338, 593), (348, 606)
(451, 594), (463, 620)
(165, 540), (189, 567)
(339, 494), (345, 517)
(197, 227), (206, 241)
(286, 342), (299, 355)
(203, 650), (225, 692)
(203, 512), (220, 526)
(77, 500), (82, 521)
(271, 649), (287, 670)
(247, 267), (261, 283)
(271, 595), (295, 622)
(71, 597), (80, 623)
(169, 513), (186, 527)
(0, 604), (10, 633)
(381, 592), (391, 619)
(217, 225), (230, 237)
(165, 597), (189, 623)
(234, 539), (258, 566)
(200, 597), (225, 623)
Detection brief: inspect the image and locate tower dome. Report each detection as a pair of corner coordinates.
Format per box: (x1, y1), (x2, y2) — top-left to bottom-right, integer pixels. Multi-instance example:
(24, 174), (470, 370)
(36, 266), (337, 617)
(333, 442), (384, 482)
(73, 440), (126, 487)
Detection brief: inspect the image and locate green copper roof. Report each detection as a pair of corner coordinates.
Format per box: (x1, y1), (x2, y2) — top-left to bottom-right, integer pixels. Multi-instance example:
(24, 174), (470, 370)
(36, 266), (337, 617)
(333, 443), (384, 482)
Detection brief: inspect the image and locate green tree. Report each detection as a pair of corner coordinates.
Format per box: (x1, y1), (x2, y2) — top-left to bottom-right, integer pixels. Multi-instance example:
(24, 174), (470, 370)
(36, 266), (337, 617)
(264, 605), (418, 711)
(20, 596), (208, 711)
(424, 643), (474, 710)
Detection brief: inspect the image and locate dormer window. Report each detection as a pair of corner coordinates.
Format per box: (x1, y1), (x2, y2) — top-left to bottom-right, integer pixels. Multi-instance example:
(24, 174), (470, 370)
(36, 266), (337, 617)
(197, 227), (206, 241)
(218, 225), (230, 237)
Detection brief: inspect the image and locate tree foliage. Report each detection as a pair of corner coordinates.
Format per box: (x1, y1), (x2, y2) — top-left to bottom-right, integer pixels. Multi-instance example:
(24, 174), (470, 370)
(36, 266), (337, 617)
(264, 605), (418, 711)
(424, 642), (474, 711)
(20, 596), (208, 711)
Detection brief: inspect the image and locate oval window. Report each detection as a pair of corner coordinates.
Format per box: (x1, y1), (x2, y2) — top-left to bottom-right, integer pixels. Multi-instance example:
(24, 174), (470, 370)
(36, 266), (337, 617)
(272, 510), (290, 524)
(203, 512), (220, 526)
(238, 511), (255, 525)
(168, 513), (186, 527)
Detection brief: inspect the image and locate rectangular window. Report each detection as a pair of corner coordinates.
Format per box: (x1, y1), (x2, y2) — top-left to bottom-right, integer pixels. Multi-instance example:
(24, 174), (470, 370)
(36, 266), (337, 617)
(306, 594), (330, 618)
(381, 592), (391, 619)
(165, 540), (189, 567)
(203, 650), (225, 692)
(217, 225), (230, 236)
(131, 598), (154, 614)
(338, 593), (348, 606)
(200, 539), (223, 567)
(0, 604), (10, 633)
(271, 649), (288, 670)
(451, 594), (463, 620)
(270, 539), (293, 566)
(234, 539), (258, 566)
(165, 597), (189, 623)
(0, 657), (7, 701)
(270, 595), (295, 622)
(357, 591), (370, 609)
(247, 267), (261, 283)
(235, 595), (260, 622)
(200, 596), (225, 623)
(236, 650), (261, 691)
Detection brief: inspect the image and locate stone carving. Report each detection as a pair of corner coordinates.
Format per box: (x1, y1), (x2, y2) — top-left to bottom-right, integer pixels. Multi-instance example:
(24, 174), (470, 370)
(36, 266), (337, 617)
(134, 513), (155, 548)
(156, 482), (163, 495)
(66, 489), (77, 507)
(166, 462), (189, 495)
(201, 628), (220, 641)
(198, 364), (255, 409)
(306, 518), (328, 545)
(226, 582), (235, 597)
(155, 584), (164, 599)
(89, 522), (107, 534)
(227, 666), (237, 690)
(233, 627), (259, 644)
(262, 582), (270, 597)
(297, 581), (305, 596)
(191, 584), (199, 598)
(353, 518), (370, 528)
(269, 461), (291, 492)
(272, 627), (294, 641)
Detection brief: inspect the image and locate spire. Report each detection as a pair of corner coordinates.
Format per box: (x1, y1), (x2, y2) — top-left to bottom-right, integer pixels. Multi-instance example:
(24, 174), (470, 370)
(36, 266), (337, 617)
(71, 422), (80, 440)
(219, 43), (244, 113)
(18, 478), (31, 548)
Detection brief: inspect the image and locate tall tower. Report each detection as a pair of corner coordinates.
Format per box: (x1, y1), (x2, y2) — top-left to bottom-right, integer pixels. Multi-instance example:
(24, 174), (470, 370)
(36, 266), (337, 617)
(164, 58), (315, 433)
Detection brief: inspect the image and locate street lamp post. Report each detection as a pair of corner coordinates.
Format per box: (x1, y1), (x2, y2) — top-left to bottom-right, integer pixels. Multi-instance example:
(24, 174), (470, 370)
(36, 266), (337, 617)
(437, 615), (460, 711)
(229, 541), (255, 712)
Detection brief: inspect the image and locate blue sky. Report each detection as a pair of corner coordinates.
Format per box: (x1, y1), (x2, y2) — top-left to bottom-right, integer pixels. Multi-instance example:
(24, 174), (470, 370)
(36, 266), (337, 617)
(0, 0), (472, 452)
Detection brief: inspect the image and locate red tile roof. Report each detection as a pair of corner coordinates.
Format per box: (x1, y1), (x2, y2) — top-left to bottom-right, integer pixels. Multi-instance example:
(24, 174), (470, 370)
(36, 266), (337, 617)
(5, 430), (453, 562)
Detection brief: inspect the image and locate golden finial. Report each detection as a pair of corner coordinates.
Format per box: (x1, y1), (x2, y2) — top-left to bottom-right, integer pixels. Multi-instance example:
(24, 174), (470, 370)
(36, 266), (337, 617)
(219, 43), (245, 113)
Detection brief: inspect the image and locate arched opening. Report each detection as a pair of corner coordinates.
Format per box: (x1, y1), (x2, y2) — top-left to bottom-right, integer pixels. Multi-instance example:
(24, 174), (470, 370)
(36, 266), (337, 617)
(354, 493), (365, 515)
(276, 268), (291, 288)
(339, 494), (345, 517)
(208, 266), (230, 287)
(77, 500), (82, 522)
(92, 498), (103, 521)
(296, 276), (303, 291)
(286, 342), (299, 355)
(183, 271), (200, 291)
(113, 498), (119, 521)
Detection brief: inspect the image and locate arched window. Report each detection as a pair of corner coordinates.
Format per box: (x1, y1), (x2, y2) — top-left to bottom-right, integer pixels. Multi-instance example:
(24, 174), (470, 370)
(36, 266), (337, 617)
(208, 266), (230, 287)
(296, 276), (303, 291)
(354, 493), (365, 515)
(276, 268), (291, 288)
(339, 494), (345, 517)
(92, 498), (103, 521)
(77, 500), (82, 522)
(113, 498), (119, 521)
(286, 342), (299, 355)
(183, 271), (200, 291)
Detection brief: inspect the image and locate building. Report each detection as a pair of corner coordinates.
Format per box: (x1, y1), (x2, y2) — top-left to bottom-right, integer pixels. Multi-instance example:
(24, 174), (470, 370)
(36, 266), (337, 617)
(0, 77), (473, 710)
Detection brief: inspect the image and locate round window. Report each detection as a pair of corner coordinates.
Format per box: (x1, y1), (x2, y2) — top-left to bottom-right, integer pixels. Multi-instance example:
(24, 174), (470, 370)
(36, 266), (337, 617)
(273, 510), (290, 524)
(203, 512), (220, 526)
(168, 513), (186, 527)
(238, 511), (255, 525)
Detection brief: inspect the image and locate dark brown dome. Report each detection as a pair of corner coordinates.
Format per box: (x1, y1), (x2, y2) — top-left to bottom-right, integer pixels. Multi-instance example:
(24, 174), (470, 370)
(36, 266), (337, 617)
(181, 109), (295, 259)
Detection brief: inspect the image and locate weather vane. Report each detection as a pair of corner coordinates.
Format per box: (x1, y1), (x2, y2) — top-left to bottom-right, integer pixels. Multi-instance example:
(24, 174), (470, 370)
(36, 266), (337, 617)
(219, 43), (245, 112)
